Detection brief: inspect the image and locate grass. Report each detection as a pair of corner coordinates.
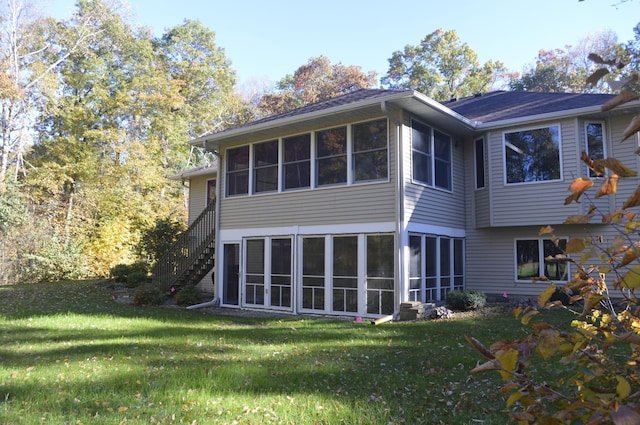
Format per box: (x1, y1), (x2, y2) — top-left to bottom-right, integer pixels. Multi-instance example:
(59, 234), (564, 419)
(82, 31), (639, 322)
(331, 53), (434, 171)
(0, 280), (571, 425)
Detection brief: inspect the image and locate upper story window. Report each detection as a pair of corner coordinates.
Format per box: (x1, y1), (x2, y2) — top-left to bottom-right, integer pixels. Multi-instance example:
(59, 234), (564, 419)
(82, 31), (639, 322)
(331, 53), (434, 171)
(226, 146), (249, 196)
(225, 119), (388, 198)
(253, 140), (278, 193)
(585, 122), (605, 177)
(474, 138), (485, 189)
(316, 126), (348, 186)
(411, 120), (452, 191)
(504, 125), (561, 184)
(283, 133), (311, 190)
(353, 119), (388, 182)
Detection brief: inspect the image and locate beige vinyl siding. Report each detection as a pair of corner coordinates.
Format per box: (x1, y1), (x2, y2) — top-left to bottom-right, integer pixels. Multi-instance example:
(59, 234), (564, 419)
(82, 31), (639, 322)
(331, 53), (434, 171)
(609, 115), (640, 209)
(402, 117), (466, 229)
(219, 116), (397, 230)
(187, 176), (208, 226)
(487, 119), (582, 226)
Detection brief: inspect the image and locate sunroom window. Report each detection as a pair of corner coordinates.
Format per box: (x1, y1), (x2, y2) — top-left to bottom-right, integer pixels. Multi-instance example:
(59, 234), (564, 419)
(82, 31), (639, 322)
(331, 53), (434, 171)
(504, 125), (561, 184)
(353, 119), (388, 182)
(226, 146), (249, 196)
(316, 126), (347, 186)
(253, 140), (278, 193)
(283, 133), (311, 190)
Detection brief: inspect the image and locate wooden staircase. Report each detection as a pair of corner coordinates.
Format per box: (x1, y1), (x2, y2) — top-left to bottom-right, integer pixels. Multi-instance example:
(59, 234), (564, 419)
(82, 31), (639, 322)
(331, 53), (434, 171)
(152, 201), (216, 291)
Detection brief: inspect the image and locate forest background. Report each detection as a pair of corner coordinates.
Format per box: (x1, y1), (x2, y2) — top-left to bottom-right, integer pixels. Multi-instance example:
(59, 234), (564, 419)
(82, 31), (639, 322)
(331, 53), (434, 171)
(1, 0), (639, 284)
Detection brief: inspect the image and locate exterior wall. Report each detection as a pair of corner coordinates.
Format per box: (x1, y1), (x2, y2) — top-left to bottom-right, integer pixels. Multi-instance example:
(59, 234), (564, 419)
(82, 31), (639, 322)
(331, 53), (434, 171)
(402, 113), (466, 230)
(218, 115), (397, 231)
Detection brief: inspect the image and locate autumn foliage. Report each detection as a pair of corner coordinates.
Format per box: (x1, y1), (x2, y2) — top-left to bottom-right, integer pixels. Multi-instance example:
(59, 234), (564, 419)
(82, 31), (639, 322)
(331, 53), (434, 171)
(468, 56), (640, 423)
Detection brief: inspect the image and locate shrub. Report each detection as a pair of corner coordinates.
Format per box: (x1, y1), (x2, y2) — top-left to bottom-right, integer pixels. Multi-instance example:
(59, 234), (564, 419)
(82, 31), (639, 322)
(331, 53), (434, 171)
(133, 283), (164, 306)
(111, 262), (149, 285)
(446, 290), (486, 311)
(174, 285), (206, 306)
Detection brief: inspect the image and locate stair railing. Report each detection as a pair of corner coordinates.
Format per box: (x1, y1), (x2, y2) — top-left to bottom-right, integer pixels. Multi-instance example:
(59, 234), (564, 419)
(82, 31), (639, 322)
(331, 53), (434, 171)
(152, 201), (216, 290)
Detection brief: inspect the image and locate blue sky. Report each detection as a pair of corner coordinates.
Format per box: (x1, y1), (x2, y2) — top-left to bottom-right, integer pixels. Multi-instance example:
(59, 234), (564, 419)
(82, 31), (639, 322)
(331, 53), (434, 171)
(46, 0), (640, 88)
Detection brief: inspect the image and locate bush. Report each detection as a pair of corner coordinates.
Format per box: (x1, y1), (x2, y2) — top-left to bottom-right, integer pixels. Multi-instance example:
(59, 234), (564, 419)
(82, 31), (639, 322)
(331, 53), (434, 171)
(174, 285), (206, 306)
(111, 262), (149, 285)
(133, 283), (164, 306)
(446, 290), (486, 311)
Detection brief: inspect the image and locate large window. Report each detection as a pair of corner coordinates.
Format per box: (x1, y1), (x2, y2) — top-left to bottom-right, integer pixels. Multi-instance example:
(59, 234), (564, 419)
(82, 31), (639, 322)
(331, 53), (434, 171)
(245, 239), (265, 305)
(515, 238), (568, 281)
(316, 127), (348, 186)
(270, 238), (292, 307)
(504, 125), (561, 184)
(411, 120), (452, 190)
(585, 122), (605, 177)
(283, 134), (311, 190)
(409, 234), (464, 302)
(253, 140), (278, 193)
(226, 146), (249, 196)
(353, 119), (388, 182)
(225, 120), (389, 197)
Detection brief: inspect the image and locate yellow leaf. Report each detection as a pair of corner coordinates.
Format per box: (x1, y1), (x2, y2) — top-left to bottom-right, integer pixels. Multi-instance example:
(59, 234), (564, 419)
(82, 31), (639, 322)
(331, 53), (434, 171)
(622, 114), (640, 142)
(536, 329), (561, 360)
(616, 376), (632, 399)
(564, 215), (593, 224)
(623, 185), (640, 209)
(521, 309), (540, 325)
(620, 265), (640, 289)
(620, 248), (639, 268)
(506, 390), (525, 408)
(539, 226), (554, 236)
(565, 238), (585, 254)
(602, 90), (640, 112)
(470, 358), (501, 374)
(565, 178), (594, 204)
(495, 348), (519, 380)
(598, 159), (637, 177)
(538, 284), (557, 307)
(595, 174), (619, 197)
(580, 152), (605, 176)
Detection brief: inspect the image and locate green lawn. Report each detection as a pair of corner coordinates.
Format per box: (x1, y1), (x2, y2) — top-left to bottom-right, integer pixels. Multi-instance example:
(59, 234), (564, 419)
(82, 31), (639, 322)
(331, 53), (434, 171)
(0, 280), (565, 424)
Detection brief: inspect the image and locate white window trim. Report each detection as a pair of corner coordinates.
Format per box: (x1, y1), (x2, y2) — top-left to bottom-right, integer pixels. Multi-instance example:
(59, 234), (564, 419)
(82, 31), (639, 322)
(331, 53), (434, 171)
(502, 123), (563, 186)
(513, 237), (569, 283)
(224, 118), (390, 199)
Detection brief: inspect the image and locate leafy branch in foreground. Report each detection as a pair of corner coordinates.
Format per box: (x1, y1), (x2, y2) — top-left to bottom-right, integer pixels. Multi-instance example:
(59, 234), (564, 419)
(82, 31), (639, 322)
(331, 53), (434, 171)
(467, 55), (640, 424)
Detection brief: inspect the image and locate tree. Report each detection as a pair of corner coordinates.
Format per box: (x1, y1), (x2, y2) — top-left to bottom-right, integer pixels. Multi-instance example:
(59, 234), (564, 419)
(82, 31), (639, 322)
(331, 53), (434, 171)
(381, 28), (505, 101)
(0, 0), (104, 189)
(509, 31), (627, 93)
(256, 56), (377, 117)
(468, 53), (640, 424)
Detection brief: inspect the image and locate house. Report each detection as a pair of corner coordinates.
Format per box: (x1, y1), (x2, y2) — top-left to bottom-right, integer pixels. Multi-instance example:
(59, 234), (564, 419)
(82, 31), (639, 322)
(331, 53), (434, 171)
(154, 88), (640, 318)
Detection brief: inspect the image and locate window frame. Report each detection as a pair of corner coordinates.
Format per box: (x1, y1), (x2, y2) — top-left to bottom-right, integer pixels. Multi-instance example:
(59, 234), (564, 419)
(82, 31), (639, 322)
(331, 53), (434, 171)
(224, 119), (390, 198)
(514, 237), (569, 282)
(352, 118), (389, 183)
(411, 119), (453, 191)
(584, 121), (606, 178)
(503, 124), (563, 185)
(253, 139), (279, 194)
(282, 133), (312, 191)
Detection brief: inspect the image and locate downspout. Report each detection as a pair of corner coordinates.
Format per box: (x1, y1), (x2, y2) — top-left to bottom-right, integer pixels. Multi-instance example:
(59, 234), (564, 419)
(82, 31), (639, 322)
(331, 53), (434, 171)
(382, 101), (404, 320)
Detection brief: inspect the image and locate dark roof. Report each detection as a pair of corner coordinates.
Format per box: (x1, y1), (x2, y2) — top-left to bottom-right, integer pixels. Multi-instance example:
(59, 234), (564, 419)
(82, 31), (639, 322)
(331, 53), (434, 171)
(444, 91), (615, 123)
(238, 89), (408, 129)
